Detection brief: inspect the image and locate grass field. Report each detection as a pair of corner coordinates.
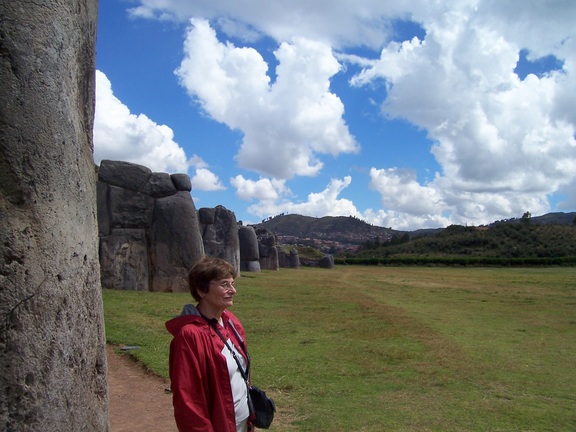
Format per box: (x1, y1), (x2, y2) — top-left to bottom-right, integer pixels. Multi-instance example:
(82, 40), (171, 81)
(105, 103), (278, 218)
(103, 266), (576, 431)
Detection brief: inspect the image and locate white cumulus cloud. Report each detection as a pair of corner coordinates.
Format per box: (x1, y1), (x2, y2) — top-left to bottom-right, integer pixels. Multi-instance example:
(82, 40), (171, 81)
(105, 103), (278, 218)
(109, 0), (576, 229)
(94, 70), (192, 173)
(175, 19), (358, 180)
(94, 70), (224, 191)
(231, 175), (284, 201)
(347, 1), (576, 226)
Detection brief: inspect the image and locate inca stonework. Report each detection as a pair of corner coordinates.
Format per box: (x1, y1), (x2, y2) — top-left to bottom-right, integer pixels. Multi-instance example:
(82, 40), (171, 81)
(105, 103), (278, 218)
(97, 160), (205, 292)
(0, 0), (108, 430)
(96, 160), (303, 291)
(199, 205), (241, 274)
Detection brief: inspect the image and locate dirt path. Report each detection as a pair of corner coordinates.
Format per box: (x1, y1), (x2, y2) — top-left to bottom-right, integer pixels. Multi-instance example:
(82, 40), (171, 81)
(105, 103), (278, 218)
(107, 345), (176, 431)
(107, 345), (288, 431)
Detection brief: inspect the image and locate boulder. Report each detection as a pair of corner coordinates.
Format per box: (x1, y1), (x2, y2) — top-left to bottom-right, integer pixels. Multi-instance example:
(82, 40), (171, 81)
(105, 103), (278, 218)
(144, 172), (178, 198)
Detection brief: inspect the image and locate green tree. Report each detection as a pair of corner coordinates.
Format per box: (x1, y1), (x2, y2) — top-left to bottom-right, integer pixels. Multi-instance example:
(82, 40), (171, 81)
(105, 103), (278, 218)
(522, 211), (532, 225)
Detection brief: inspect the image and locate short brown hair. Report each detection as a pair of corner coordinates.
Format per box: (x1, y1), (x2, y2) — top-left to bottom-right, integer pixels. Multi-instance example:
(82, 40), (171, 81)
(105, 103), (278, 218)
(188, 256), (236, 301)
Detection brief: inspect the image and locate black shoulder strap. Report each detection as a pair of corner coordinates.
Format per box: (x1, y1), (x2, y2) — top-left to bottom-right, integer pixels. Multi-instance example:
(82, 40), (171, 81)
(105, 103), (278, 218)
(203, 316), (251, 382)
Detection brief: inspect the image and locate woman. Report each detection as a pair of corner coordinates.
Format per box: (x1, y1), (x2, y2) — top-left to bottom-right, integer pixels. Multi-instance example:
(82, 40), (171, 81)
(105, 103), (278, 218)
(166, 257), (252, 432)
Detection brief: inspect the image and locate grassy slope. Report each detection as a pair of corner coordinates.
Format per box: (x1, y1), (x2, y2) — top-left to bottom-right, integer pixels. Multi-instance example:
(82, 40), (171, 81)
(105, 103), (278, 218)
(103, 266), (576, 431)
(355, 224), (576, 259)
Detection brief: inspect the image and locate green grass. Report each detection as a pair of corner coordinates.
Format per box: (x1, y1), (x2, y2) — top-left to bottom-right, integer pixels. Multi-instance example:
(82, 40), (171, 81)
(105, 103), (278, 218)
(103, 266), (576, 431)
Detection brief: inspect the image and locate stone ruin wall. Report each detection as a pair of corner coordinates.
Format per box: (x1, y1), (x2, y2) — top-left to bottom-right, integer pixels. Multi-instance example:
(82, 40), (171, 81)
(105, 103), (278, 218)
(97, 160), (204, 292)
(97, 160), (302, 292)
(198, 205), (241, 274)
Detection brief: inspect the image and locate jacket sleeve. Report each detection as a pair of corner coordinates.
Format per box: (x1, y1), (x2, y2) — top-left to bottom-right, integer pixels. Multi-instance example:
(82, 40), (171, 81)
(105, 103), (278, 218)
(169, 327), (214, 432)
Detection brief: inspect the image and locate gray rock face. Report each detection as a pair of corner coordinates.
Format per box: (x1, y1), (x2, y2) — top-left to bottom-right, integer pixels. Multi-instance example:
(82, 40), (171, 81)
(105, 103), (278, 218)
(255, 228), (280, 270)
(97, 160), (205, 292)
(199, 206), (240, 276)
(99, 229), (150, 291)
(149, 191), (204, 292)
(253, 226), (301, 269)
(318, 254), (335, 269)
(278, 249), (302, 268)
(298, 255), (335, 268)
(238, 225), (261, 272)
(0, 0), (108, 430)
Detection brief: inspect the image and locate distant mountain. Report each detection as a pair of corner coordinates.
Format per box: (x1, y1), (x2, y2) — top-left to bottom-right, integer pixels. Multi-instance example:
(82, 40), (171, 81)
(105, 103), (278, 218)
(356, 216), (576, 260)
(253, 214), (405, 253)
(252, 212), (576, 256)
(490, 212), (576, 226)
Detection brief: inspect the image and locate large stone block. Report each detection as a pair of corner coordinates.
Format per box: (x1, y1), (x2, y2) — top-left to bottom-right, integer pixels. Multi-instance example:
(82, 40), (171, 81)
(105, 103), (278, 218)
(108, 185), (154, 229)
(144, 172), (178, 198)
(318, 254), (335, 269)
(200, 206), (240, 276)
(238, 225), (259, 262)
(171, 173), (192, 191)
(97, 162), (210, 292)
(149, 191), (204, 292)
(240, 260), (261, 272)
(259, 245), (279, 270)
(99, 229), (149, 290)
(98, 159), (152, 192)
(0, 0), (108, 429)
(278, 249), (301, 268)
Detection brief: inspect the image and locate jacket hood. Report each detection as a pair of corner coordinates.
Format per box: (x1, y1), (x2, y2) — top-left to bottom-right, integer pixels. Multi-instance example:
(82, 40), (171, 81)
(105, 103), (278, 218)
(165, 304), (205, 336)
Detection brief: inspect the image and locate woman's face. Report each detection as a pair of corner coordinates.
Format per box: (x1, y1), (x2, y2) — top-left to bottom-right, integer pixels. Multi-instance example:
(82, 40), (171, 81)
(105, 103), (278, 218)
(203, 278), (236, 311)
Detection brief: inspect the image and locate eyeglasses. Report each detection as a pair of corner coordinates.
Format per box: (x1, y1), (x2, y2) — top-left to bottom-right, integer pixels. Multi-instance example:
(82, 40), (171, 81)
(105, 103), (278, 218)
(210, 280), (236, 291)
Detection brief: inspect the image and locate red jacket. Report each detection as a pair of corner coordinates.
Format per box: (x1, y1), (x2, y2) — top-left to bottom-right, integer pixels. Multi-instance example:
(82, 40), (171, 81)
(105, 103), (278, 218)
(166, 306), (250, 432)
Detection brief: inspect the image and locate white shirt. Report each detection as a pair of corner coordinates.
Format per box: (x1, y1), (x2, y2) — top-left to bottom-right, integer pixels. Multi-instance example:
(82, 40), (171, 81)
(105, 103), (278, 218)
(222, 338), (250, 427)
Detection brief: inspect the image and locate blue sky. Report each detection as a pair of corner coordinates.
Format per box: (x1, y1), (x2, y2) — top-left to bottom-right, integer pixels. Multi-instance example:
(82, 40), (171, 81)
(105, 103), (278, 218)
(95, 0), (576, 230)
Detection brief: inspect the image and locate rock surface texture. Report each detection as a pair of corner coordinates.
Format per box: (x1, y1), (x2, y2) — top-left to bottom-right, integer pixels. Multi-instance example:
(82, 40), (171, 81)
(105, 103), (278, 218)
(0, 0), (108, 430)
(255, 227), (280, 270)
(97, 160), (205, 292)
(239, 225), (261, 272)
(199, 206), (241, 276)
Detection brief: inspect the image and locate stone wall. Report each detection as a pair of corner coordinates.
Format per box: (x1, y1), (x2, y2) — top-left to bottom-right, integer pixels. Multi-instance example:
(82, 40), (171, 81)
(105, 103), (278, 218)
(0, 0), (108, 430)
(97, 160), (205, 292)
(255, 227), (280, 270)
(199, 206), (241, 276)
(96, 161), (308, 291)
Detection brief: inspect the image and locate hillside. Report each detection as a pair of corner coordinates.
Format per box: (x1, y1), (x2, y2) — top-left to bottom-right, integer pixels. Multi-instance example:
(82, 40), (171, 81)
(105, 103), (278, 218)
(356, 222), (576, 259)
(253, 212), (576, 259)
(254, 214), (404, 253)
(490, 211), (576, 226)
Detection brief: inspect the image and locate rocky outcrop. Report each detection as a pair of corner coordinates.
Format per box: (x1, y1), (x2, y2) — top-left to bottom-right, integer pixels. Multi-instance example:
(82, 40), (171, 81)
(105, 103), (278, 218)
(0, 0), (108, 430)
(97, 160), (204, 292)
(199, 206), (240, 276)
